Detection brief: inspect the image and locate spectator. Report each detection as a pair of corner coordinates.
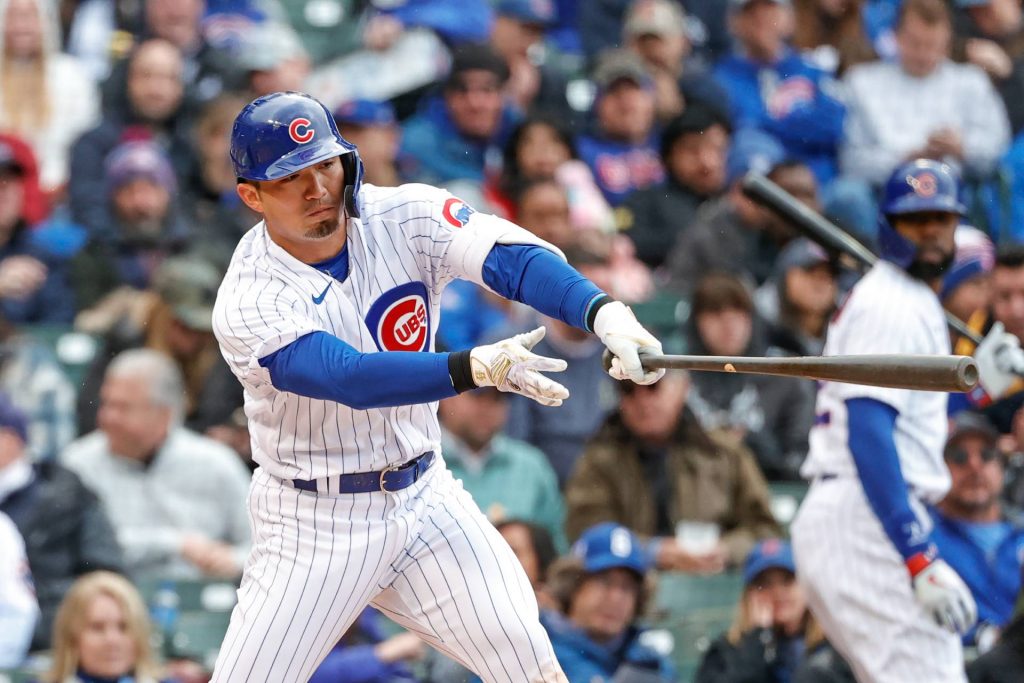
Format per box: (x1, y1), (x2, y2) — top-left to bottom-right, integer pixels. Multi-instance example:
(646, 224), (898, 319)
(69, 38), (192, 238)
(183, 93), (255, 269)
(309, 608), (426, 683)
(713, 0), (846, 186)
(952, 0), (1024, 136)
(275, 0), (369, 67)
(792, 0), (878, 76)
(0, 0), (99, 192)
(695, 539), (812, 683)
(966, 613), (1024, 683)
(234, 21), (310, 98)
(621, 104), (731, 269)
(0, 136), (76, 323)
(75, 255), (241, 436)
(623, 0), (729, 123)
(61, 349), (251, 580)
(543, 522), (675, 682)
(931, 411), (1024, 648)
(334, 99), (402, 188)
(490, 0), (575, 122)
(42, 571), (169, 683)
(0, 315), (76, 461)
(663, 130), (789, 294)
(505, 248), (619, 486)
(515, 178), (576, 250)
(756, 238), (840, 357)
(564, 372), (780, 570)
(439, 387), (566, 549)
(496, 519), (559, 610)
(686, 272), (815, 480)
(841, 0), (1011, 187)
(942, 225), (996, 339)
(0, 392), (123, 650)
(0, 510), (36, 668)
(399, 43), (519, 185)
(70, 140), (190, 312)
(577, 49), (665, 206)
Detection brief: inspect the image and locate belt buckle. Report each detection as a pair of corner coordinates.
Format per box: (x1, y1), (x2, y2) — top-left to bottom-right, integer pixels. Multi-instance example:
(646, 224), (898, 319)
(379, 464), (401, 494)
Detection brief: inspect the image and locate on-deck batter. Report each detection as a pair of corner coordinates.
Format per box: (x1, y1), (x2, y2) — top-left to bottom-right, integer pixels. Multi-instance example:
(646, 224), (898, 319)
(792, 159), (977, 682)
(209, 92), (665, 682)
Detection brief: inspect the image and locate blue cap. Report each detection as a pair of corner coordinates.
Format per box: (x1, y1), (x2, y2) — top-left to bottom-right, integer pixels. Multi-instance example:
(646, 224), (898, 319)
(571, 523), (649, 576)
(496, 0), (556, 25)
(0, 393), (28, 444)
(726, 128), (786, 187)
(743, 538), (795, 585)
(333, 99), (396, 128)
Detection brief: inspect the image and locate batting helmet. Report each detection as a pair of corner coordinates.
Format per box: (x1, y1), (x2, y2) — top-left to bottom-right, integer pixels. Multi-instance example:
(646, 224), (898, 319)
(230, 91), (364, 217)
(878, 159), (966, 269)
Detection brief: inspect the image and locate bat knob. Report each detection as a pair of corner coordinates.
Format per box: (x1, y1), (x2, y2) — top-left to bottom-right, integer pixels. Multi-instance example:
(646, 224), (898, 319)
(601, 349), (614, 373)
(956, 356), (979, 392)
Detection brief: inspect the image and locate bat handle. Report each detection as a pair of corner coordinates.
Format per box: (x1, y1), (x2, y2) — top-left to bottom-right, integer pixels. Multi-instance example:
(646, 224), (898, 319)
(601, 349), (656, 374)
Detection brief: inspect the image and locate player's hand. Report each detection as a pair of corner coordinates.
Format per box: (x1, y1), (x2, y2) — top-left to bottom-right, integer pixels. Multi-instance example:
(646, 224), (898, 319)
(0, 255), (47, 300)
(908, 556), (977, 635)
(180, 534), (242, 577)
(593, 301), (664, 385)
(974, 321), (1024, 399)
(374, 632), (426, 663)
(469, 327), (569, 406)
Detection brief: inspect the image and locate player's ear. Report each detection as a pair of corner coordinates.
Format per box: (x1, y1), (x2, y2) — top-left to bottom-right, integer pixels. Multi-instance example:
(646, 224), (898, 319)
(237, 181), (263, 213)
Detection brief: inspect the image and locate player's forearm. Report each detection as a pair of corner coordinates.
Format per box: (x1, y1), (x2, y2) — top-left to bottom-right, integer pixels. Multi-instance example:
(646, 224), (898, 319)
(845, 397), (935, 562)
(260, 331), (463, 409)
(482, 244), (607, 332)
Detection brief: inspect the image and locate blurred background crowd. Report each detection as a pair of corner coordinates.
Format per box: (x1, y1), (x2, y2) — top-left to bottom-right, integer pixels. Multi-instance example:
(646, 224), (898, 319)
(2, 0), (1024, 680)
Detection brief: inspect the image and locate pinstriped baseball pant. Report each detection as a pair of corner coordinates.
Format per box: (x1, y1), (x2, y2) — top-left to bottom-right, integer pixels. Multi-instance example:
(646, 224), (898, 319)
(792, 477), (967, 683)
(211, 463), (566, 682)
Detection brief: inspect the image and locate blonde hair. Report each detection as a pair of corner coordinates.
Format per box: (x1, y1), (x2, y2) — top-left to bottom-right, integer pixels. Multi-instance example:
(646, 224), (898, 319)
(0, 0), (57, 132)
(45, 571), (161, 683)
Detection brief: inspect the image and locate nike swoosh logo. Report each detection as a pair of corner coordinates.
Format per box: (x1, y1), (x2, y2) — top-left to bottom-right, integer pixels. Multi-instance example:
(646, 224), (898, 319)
(312, 282), (331, 305)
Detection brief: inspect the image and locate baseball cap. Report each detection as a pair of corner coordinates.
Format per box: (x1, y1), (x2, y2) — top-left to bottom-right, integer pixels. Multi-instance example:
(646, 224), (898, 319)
(592, 49), (653, 93)
(775, 238), (831, 275)
(742, 538), (795, 585)
(0, 392), (28, 444)
(954, 0), (991, 7)
(496, 0), (556, 26)
(730, 0), (791, 10)
(940, 225), (995, 302)
(625, 0), (687, 38)
(333, 99), (396, 128)
(152, 256), (222, 332)
(105, 141), (177, 194)
(234, 21), (306, 72)
(571, 522), (650, 576)
(725, 128), (786, 187)
(946, 411), (999, 448)
(446, 43), (510, 89)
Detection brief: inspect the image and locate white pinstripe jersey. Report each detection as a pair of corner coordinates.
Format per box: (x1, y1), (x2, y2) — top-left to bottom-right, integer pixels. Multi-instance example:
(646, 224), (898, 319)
(801, 260), (952, 503)
(213, 183), (540, 482)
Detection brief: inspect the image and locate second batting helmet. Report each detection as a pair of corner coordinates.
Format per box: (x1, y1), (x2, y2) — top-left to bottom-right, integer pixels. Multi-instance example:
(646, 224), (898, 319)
(230, 91), (365, 217)
(878, 159), (966, 269)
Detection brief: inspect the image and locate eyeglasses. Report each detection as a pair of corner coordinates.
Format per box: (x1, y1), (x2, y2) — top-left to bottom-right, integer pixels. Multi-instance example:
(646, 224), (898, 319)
(945, 447), (1001, 466)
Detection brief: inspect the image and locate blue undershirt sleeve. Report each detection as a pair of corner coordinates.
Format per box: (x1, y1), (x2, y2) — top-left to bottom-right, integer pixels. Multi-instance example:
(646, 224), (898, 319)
(259, 332), (458, 409)
(482, 244), (606, 331)
(846, 397), (935, 561)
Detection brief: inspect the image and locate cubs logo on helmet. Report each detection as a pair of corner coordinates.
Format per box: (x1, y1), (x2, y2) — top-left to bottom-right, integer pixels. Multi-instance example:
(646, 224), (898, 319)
(288, 117), (315, 143)
(907, 172), (937, 197)
(365, 282), (431, 353)
(442, 197), (476, 227)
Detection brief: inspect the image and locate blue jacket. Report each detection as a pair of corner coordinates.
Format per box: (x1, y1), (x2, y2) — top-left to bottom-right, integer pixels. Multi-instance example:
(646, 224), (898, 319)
(0, 222), (77, 324)
(381, 0), (493, 45)
(576, 134), (664, 207)
(930, 508), (1024, 645)
(541, 610), (675, 683)
(713, 50), (845, 184)
(399, 97), (520, 184)
(308, 608), (417, 683)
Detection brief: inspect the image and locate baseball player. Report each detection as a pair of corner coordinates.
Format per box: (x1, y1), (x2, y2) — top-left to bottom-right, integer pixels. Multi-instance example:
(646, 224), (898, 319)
(791, 159), (977, 682)
(209, 91), (665, 683)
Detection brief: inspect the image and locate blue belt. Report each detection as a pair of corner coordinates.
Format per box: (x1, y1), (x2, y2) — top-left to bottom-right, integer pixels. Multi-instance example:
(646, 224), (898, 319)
(292, 452), (435, 494)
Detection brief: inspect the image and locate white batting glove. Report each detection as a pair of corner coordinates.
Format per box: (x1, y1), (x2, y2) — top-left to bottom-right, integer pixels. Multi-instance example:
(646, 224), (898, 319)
(593, 301), (665, 385)
(974, 321), (1024, 399)
(909, 557), (977, 635)
(469, 327), (570, 406)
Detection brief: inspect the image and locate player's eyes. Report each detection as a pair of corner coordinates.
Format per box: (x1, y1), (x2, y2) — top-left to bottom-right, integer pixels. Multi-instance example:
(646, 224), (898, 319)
(321, 160), (335, 169)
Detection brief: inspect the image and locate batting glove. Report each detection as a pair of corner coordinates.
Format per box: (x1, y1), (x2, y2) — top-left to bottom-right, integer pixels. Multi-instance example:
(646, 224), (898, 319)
(469, 327), (570, 406)
(593, 301), (665, 385)
(974, 321), (1024, 399)
(907, 553), (977, 635)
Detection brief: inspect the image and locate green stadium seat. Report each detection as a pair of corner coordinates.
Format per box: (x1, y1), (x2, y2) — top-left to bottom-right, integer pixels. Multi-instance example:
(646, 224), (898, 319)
(168, 610), (234, 670)
(0, 670), (38, 683)
(136, 577), (240, 613)
(768, 481), (810, 532)
(22, 324), (99, 389)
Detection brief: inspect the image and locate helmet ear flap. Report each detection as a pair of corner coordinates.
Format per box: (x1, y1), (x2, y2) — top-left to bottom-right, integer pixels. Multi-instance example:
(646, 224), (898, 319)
(340, 152), (362, 218)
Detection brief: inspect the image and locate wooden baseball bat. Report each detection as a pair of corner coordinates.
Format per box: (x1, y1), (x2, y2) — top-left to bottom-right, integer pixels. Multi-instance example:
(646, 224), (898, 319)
(603, 351), (979, 392)
(740, 172), (984, 345)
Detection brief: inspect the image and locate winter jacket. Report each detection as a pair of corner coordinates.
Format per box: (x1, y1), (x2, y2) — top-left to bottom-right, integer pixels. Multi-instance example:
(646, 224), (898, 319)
(695, 629), (804, 683)
(620, 178), (712, 269)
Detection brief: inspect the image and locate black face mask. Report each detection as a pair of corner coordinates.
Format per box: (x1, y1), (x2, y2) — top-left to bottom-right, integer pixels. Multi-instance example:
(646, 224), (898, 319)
(906, 251), (955, 281)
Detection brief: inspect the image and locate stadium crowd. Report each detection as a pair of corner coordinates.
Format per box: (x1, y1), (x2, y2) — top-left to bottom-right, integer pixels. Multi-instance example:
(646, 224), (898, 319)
(1, 0), (1024, 680)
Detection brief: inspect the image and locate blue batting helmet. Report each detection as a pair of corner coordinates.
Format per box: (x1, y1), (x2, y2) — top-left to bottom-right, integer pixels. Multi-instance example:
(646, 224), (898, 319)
(878, 159), (966, 269)
(230, 91), (365, 217)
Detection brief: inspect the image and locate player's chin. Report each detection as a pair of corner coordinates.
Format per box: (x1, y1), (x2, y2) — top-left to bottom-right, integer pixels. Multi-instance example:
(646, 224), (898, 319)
(303, 217), (342, 240)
